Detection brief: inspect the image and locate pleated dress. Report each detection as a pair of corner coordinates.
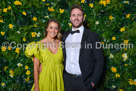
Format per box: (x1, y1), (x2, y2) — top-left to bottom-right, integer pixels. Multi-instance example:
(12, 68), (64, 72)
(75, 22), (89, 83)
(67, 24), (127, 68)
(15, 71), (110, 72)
(25, 41), (64, 91)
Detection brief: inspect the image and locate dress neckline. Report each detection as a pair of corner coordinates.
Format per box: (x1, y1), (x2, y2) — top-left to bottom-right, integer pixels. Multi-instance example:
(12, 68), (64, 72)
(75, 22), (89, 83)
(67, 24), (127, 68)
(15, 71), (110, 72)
(39, 41), (60, 55)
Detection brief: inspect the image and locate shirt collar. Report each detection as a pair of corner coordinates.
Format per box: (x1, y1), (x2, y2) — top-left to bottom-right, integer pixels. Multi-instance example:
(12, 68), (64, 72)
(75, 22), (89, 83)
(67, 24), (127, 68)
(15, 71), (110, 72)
(72, 25), (84, 33)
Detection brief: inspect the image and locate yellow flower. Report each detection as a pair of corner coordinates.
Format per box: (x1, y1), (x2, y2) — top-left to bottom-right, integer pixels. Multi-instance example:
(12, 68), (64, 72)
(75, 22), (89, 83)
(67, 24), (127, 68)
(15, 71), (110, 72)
(103, 1), (107, 7)
(45, 16), (49, 18)
(124, 48), (127, 51)
(26, 70), (31, 75)
(59, 9), (64, 13)
(109, 54), (114, 58)
(3, 8), (7, 13)
(81, 0), (85, 3)
(109, 15), (113, 20)
(122, 53), (128, 61)
(22, 11), (27, 16)
(0, 19), (3, 23)
(1, 31), (5, 35)
(8, 24), (14, 29)
(124, 57), (127, 61)
(31, 32), (37, 37)
(25, 76), (30, 82)
(8, 6), (11, 10)
(122, 53), (126, 57)
(8, 46), (12, 50)
(134, 82), (136, 85)
(1, 46), (6, 51)
(129, 79), (134, 85)
(42, 0), (46, 2)
(89, 3), (93, 8)
(119, 89), (123, 91)
(14, 1), (22, 6)
(23, 37), (26, 41)
(124, 40), (129, 45)
(32, 17), (37, 21)
(100, 1), (107, 7)
(124, 1), (129, 4)
(4, 66), (8, 71)
(1, 82), (5, 87)
(34, 24), (37, 27)
(46, 3), (49, 6)
(126, 14), (130, 18)
(15, 48), (20, 53)
(17, 63), (23, 67)
(84, 14), (86, 18)
(10, 73), (14, 77)
(134, 79), (136, 85)
(125, 64), (128, 66)
(0, 9), (1, 11)
(111, 67), (117, 73)
(101, 42), (104, 44)
(9, 70), (14, 74)
(115, 73), (120, 78)
(48, 7), (54, 12)
(68, 23), (72, 27)
(25, 65), (29, 70)
(106, 0), (110, 4)
(112, 36), (116, 40)
(99, 0), (103, 5)
(120, 27), (125, 32)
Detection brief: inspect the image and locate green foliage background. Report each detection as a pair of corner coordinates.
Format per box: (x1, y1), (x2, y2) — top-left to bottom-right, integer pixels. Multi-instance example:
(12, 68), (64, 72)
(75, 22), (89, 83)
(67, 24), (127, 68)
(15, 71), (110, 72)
(0, 0), (136, 90)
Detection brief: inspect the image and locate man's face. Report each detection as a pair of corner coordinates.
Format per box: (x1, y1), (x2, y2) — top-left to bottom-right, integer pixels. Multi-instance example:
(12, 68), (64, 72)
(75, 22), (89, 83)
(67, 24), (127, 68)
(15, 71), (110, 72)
(70, 8), (85, 28)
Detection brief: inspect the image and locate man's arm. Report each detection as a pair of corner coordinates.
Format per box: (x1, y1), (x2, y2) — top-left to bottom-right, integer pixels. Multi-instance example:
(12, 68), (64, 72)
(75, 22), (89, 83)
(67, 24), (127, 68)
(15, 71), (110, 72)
(90, 33), (104, 86)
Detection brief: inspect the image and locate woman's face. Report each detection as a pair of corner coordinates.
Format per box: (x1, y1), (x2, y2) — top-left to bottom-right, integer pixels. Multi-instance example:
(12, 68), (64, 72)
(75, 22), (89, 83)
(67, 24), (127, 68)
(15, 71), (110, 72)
(46, 22), (59, 39)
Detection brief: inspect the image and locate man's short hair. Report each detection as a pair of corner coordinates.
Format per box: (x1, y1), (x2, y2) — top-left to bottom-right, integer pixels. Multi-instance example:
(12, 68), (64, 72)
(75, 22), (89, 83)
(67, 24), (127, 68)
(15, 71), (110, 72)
(70, 5), (85, 16)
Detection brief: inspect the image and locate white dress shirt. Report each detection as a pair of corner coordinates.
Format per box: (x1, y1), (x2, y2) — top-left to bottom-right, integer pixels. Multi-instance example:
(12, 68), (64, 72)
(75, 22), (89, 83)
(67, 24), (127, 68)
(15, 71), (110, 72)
(65, 25), (84, 75)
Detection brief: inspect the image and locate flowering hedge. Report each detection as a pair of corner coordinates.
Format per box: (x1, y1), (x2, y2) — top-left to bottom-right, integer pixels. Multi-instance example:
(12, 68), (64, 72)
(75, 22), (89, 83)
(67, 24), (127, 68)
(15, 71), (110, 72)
(0, 0), (136, 90)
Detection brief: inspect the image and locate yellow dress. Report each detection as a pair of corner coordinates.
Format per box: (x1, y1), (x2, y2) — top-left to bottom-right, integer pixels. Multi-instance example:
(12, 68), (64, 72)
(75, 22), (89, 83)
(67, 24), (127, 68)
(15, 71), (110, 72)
(25, 41), (64, 91)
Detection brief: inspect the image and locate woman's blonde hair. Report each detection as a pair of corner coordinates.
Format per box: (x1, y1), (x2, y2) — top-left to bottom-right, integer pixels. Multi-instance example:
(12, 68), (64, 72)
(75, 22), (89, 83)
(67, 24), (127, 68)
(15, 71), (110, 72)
(44, 19), (62, 40)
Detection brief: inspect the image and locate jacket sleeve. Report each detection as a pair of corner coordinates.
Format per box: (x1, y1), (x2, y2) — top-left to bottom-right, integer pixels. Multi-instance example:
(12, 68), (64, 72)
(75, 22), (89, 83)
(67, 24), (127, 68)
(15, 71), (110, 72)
(90, 34), (104, 86)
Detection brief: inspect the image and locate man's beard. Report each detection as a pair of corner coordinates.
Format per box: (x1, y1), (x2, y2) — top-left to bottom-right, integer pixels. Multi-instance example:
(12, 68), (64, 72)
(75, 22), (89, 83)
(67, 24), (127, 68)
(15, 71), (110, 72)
(71, 20), (83, 28)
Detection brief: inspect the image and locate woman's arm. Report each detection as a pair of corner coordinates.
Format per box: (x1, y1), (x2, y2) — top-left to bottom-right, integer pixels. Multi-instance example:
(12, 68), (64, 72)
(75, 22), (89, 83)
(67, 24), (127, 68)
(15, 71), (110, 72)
(33, 57), (40, 91)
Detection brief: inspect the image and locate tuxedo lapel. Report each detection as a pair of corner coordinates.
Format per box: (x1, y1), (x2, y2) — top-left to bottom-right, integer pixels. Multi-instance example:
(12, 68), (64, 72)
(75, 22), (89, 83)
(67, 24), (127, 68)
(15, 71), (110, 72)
(79, 28), (89, 56)
(62, 30), (71, 67)
(62, 30), (71, 42)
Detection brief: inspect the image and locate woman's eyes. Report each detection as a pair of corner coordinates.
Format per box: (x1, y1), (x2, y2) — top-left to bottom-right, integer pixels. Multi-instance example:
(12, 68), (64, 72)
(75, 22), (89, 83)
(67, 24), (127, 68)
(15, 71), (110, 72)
(49, 27), (53, 29)
(49, 27), (58, 30)
(55, 27), (58, 30)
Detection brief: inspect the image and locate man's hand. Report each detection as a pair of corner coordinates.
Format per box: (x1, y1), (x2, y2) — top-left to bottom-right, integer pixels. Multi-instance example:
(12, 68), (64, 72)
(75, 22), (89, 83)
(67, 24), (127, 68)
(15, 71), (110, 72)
(91, 82), (95, 88)
(39, 64), (42, 73)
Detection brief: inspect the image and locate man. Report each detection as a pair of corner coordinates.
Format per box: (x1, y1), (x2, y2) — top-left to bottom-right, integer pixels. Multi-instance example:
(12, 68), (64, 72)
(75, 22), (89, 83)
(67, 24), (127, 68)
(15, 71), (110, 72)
(62, 5), (104, 91)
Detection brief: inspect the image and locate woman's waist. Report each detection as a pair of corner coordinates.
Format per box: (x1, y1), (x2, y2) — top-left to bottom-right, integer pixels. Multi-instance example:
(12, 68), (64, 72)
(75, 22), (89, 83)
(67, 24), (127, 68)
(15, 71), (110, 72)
(41, 63), (64, 67)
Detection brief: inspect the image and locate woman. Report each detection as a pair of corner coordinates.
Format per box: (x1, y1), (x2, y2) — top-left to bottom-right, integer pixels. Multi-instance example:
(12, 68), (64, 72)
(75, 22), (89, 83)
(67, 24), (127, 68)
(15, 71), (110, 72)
(25, 19), (64, 91)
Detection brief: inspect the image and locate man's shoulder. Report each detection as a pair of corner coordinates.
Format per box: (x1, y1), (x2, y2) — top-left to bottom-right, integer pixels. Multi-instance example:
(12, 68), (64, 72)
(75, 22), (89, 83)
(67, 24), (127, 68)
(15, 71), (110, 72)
(84, 28), (99, 38)
(63, 30), (70, 35)
(62, 30), (71, 40)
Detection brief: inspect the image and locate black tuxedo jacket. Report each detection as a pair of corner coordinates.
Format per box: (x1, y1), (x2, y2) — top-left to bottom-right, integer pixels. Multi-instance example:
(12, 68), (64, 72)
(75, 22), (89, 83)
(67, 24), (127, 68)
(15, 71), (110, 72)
(62, 27), (104, 86)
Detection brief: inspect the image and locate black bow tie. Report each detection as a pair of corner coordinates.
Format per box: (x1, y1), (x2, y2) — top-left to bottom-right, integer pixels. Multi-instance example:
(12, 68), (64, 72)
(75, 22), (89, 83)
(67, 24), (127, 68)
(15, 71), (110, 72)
(70, 30), (80, 34)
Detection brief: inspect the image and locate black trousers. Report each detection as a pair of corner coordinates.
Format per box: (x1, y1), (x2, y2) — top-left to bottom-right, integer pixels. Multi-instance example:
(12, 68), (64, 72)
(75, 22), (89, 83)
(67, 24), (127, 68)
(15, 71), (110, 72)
(64, 73), (94, 91)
